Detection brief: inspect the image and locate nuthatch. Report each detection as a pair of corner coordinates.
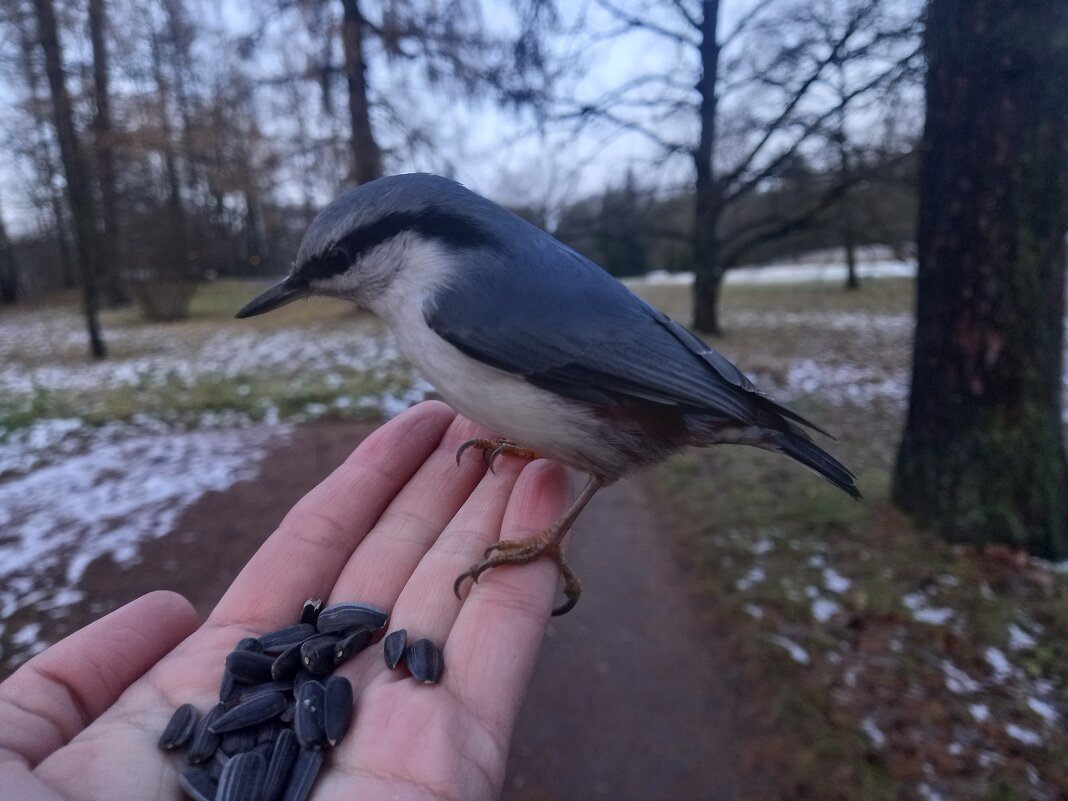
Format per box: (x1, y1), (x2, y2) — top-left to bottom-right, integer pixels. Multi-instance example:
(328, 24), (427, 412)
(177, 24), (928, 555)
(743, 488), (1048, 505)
(237, 173), (860, 614)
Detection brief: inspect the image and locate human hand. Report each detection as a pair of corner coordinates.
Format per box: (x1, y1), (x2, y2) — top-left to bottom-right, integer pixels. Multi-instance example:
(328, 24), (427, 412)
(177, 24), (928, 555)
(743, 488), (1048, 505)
(0, 401), (570, 800)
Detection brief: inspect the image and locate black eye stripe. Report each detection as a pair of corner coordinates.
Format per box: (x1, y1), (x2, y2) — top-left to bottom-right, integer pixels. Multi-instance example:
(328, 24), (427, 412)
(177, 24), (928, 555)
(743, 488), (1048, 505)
(302, 208), (496, 281)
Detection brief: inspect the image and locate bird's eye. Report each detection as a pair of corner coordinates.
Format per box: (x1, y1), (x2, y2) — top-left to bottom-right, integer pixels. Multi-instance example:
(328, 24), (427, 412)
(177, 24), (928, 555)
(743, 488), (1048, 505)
(316, 248), (350, 279)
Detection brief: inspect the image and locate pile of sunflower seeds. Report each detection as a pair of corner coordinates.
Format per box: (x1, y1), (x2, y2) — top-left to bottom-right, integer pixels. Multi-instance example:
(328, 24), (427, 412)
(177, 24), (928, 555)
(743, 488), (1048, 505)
(158, 598), (446, 801)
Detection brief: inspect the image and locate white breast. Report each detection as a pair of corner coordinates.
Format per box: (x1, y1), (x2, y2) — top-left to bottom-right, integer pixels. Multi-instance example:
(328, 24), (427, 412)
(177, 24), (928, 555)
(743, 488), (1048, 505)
(364, 238), (618, 474)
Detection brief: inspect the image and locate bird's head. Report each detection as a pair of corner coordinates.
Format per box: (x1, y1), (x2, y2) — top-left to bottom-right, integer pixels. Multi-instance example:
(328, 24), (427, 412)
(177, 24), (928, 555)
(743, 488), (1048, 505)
(236, 173), (498, 319)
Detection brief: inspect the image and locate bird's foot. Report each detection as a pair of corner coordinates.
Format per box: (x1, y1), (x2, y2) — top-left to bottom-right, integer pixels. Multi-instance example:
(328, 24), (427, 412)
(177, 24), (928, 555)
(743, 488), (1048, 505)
(453, 529), (582, 616)
(455, 438), (539, 473)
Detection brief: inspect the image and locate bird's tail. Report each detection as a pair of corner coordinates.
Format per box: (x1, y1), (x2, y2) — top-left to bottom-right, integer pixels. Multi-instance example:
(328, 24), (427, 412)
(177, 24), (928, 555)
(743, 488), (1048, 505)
(770, 429), (861, 500)
(688, 415), (861, 500)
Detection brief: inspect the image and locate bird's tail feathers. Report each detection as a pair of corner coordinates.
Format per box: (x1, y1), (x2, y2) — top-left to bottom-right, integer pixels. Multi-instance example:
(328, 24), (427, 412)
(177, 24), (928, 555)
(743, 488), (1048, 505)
(770, 430), (861, 499)
(688, 417), (861, 500)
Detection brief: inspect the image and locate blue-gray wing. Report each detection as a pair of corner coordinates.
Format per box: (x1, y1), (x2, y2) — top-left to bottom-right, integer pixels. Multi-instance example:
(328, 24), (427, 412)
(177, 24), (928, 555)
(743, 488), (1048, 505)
(424, 221), (819, 433)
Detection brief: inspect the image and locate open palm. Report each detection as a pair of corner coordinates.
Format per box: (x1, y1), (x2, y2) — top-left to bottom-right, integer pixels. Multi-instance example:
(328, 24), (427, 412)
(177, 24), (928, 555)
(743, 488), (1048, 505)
(0, 401), (569, 801)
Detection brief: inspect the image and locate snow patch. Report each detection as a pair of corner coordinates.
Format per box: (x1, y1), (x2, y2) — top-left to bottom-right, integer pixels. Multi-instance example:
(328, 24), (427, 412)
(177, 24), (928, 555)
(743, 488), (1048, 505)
(770, 635), (810, 665)
(0, 425), (288, 618)
(860, 716), (886, 748)
(811, 597), (841, 623)
(901, 591), (954, 626)
(941, 661), (981, 694)
(1005, 724), (1043, 747)
(822, 567), (851, 594)
(735, 566), (766, 591)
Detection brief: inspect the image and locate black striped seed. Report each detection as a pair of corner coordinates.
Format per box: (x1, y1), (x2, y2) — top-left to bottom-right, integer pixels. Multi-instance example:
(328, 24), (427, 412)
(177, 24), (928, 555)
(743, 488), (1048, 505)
(315, 602), (388, 635)
(406, 638), (444, 684)
(293, 680), (327, 750)
(299, 598), (323, 627)
(323, 676), (353, 747)
(262, 728), (299, 801)
(158, 703), (198, 750)
(225, 650), (275, 683)
(259, 623), (316, 653)
(280, 748), (324, 801)
(177, 768), (217, 801)
(300, 634), (339, 675)
(187, 704), (225, 764)
(215, 750), (267, 801)
(271, 643), (303, 682)
(333, 628), (373, 666)
(383, 629), (407, 670)
(210, 691), (287, 734)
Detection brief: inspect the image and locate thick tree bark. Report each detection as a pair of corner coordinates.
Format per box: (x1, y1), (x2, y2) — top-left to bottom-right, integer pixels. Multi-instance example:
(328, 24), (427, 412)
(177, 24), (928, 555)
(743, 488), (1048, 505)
(340, 0), (383, 184)
(691, 0), (723, 334)
(32, 0), (107, 358)
(893, 0), (1068, 557)
(0, 193), (19, 305)
(88, 0), (128, 305)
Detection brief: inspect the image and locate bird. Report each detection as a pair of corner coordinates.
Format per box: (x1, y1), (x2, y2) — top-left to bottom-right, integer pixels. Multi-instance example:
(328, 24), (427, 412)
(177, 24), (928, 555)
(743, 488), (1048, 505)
(236, 173), (860, 615)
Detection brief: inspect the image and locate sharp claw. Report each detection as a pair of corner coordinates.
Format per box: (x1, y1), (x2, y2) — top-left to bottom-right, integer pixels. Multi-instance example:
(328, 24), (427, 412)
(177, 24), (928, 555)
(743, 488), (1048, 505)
(488, 445), (506, 473)
(471, 560), (496, 584)
(483, 543), (501, 558)
(455, 440), (475, 466)
(454, 570), (473, 600)
(551, 595), (579, 616)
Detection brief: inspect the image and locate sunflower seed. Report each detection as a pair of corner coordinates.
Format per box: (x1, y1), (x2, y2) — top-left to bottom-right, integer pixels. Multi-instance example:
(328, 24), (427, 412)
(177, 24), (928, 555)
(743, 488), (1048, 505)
(211, 691), (287, 734)
(315, 602), (388, 635)
(406, 638), (444, 684)
(178, 767), (218, 801)
(220, 727), (258, 756)
(383, 629), (407, 669)
(219, 669), (242, 704)
(236, 636), (264, 653)
(280, 748), (324, 801)
(271, 642), (303, 682)
(187, 703), (224, 764)
(299, 598), (324, 627)
(262, 729), (299, 801)
(333, 628), (373, 665)
(259, 623), (316, 653)
(241, 680), (295, 700)
(225, 650), (275, 683)
(158, 703), (198, 750)
(216, 750), (267, 801)
(293, 680), (326, 750)
(323, 676), (353, 747)
(300, 634), (339, 674)
(256, 719), (284, 746)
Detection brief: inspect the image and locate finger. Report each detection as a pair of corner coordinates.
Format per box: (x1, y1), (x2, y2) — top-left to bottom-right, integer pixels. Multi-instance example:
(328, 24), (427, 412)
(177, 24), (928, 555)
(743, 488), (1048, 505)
(379, 455), (526, 653)
(0, 591), (198, 768)
(445, 462), (570, 732)
(210, 401), (456, 628)
(323, 414), (491, 610)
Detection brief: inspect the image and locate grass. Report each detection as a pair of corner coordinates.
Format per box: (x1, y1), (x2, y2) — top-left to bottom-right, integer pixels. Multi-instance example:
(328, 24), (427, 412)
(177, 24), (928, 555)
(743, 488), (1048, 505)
(636, 279), (1068, 800)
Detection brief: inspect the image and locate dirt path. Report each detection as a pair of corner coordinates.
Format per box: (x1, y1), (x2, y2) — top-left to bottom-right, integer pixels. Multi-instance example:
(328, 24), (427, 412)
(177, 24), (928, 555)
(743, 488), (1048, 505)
(503, 478), (770, 801)
(65, 421), (768, 798)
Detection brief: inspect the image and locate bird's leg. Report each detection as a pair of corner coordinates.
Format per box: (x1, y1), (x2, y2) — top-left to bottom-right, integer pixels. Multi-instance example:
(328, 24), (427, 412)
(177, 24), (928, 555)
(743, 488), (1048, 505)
(456, 437), (539, 473)
(454, 475), (603, 616)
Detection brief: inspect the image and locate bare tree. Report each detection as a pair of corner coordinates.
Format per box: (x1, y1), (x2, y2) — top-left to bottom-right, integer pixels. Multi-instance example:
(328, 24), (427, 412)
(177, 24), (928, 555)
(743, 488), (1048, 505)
(0, 191), (19, 304)
(88, 0), (127, 305)
(893, 0), (1067, 557)
(31, 0), (107, 358)
(555, 0), (921, 333)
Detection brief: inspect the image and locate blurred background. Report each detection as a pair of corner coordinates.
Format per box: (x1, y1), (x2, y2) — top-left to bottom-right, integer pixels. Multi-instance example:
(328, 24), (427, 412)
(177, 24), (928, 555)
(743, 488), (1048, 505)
(0, 0), (1065, 799)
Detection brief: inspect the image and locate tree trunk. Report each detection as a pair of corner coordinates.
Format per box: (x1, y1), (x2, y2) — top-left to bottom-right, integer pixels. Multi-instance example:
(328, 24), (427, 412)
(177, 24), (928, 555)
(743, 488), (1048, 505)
(32, 0), (107, 359)
(0, 193), (19, 305)
(691, 0), (723, 335)
(340, 0), (383, 184)
(88, 0), (128, 305)
(892, 0), (1068, 557)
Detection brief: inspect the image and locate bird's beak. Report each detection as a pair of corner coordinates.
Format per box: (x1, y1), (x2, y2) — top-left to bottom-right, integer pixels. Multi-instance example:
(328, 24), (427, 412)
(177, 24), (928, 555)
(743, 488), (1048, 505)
(235, 276), (309, 319)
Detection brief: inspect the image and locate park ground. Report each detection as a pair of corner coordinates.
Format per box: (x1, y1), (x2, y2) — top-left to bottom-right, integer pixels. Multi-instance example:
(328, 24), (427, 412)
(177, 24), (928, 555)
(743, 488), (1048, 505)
(1, 272), (1067, 800)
